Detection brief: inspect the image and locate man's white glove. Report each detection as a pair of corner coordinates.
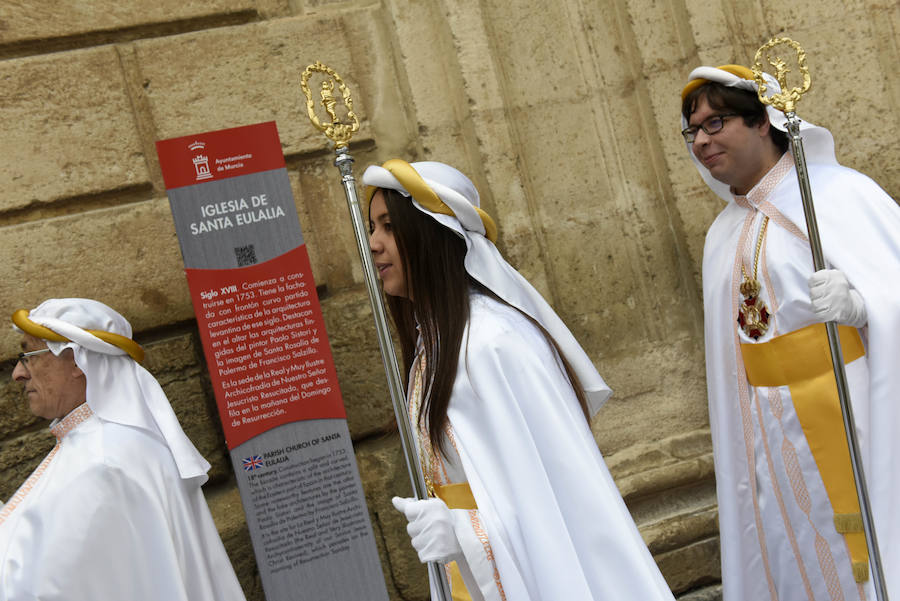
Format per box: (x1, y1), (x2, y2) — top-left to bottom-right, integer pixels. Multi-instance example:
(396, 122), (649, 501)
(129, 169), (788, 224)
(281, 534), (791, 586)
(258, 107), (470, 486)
(808, 269), (867, 328)
(392, 496), (463, 564)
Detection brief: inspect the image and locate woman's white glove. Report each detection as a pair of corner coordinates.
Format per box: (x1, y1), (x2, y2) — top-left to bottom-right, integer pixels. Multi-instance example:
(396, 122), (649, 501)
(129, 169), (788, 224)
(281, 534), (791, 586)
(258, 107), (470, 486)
(808, 269), (867, 327)
(392, 496), (463, 564)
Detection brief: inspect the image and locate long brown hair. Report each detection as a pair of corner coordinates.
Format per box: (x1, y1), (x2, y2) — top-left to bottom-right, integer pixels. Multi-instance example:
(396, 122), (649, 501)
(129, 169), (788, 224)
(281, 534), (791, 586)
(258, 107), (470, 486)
(377, 187), (589, 456)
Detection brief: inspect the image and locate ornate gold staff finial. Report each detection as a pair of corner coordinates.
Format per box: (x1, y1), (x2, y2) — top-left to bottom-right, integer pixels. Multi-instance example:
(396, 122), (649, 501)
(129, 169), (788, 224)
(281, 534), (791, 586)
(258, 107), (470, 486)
(301, 62), (360, 148)
(752, 37), (811, 114)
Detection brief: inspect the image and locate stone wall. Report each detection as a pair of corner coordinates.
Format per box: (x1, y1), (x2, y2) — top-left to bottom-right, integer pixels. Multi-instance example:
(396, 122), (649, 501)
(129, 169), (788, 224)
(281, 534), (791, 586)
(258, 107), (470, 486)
(1, 1), (897, 600)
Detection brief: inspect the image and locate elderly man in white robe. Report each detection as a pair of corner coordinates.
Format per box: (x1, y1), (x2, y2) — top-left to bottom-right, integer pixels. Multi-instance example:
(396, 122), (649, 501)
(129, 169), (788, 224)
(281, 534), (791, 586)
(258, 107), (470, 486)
(680, 65), (900, 601)
(0, 298), (246, 601)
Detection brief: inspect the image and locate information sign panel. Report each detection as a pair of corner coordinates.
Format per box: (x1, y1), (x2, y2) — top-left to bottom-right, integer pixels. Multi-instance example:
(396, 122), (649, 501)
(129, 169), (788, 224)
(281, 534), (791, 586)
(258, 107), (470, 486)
(157, 122), (388, 601)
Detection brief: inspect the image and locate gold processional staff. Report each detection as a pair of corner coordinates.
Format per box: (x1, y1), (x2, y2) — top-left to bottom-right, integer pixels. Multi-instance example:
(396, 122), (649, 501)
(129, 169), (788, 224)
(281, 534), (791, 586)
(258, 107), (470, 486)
(300, 61), (455, 601)
(752, 37), (889, 601)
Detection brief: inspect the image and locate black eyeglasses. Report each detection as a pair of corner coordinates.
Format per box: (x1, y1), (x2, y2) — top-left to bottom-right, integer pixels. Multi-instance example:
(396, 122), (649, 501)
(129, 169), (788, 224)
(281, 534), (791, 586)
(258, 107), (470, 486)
(17, 348), (51, 366)
(682, 113), (740, 143)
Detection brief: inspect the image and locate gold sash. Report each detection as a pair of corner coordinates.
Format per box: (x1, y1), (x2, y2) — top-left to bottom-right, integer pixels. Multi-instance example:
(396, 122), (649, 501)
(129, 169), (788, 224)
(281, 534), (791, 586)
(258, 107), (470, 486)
(434, 483), (478, 601)
(741, 322), (868, 582)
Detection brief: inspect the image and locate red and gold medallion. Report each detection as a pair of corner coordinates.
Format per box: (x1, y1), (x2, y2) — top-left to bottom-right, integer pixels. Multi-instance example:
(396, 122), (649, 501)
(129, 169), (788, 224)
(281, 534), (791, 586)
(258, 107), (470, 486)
(738, 278), (771, 340)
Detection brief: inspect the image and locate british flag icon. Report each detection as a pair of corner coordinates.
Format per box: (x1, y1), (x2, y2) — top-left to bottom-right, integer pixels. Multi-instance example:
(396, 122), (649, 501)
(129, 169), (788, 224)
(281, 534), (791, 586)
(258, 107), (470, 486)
(242, 455), (264, 471)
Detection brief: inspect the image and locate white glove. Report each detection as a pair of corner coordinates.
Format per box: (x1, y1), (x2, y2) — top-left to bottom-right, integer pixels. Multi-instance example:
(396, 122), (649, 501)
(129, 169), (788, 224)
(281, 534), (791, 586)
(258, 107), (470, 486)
(808, 269), (867, 327)
(392, 496), (463, 564)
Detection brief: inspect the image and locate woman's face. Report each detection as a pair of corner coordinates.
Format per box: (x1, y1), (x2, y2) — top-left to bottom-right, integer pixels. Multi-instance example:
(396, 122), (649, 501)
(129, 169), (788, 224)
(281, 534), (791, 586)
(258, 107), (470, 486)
(368, 190), (409, 298)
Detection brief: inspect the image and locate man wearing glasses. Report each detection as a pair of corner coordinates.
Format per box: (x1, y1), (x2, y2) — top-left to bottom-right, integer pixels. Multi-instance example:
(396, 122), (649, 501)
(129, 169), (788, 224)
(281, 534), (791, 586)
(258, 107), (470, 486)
(1, 298), (246, 601)
(680, 65), (900, 600)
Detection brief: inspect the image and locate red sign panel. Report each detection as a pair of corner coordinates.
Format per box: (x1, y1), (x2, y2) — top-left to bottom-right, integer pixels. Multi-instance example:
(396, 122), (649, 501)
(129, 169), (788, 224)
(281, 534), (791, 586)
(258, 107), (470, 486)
(186, 246), (346, 448)
(157, 121), (286, 190)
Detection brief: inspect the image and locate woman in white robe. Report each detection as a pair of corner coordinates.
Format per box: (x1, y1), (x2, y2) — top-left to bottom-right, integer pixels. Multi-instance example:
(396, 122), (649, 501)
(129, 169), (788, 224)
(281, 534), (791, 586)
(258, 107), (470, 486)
(362, 159), (675, 601)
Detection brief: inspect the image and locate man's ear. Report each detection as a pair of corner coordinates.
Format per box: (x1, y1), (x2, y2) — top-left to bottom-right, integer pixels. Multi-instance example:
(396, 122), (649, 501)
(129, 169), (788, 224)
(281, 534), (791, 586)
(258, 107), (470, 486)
(59, 348), (85, 379)
(756, 116), (772, 137)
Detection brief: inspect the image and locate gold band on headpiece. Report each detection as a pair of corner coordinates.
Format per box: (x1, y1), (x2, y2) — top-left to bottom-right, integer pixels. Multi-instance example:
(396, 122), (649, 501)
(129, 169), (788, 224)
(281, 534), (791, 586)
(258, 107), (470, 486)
(12, 309), (145, 363)
(681, 64), (755, 101)
(365, 159), (498, 243)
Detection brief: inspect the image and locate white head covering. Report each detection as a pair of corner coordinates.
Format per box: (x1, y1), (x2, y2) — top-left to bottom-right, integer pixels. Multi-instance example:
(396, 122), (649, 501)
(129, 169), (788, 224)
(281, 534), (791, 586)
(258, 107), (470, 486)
(15, 298), (210, 481)
(681, 65), (837, 201)
(362, 160), (612, 415)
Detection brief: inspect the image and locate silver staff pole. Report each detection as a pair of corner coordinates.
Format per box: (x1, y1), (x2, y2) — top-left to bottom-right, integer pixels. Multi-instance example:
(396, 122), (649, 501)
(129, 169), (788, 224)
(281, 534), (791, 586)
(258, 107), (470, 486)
(753, 38), (888, 601)
(300, 62), (454, 601)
